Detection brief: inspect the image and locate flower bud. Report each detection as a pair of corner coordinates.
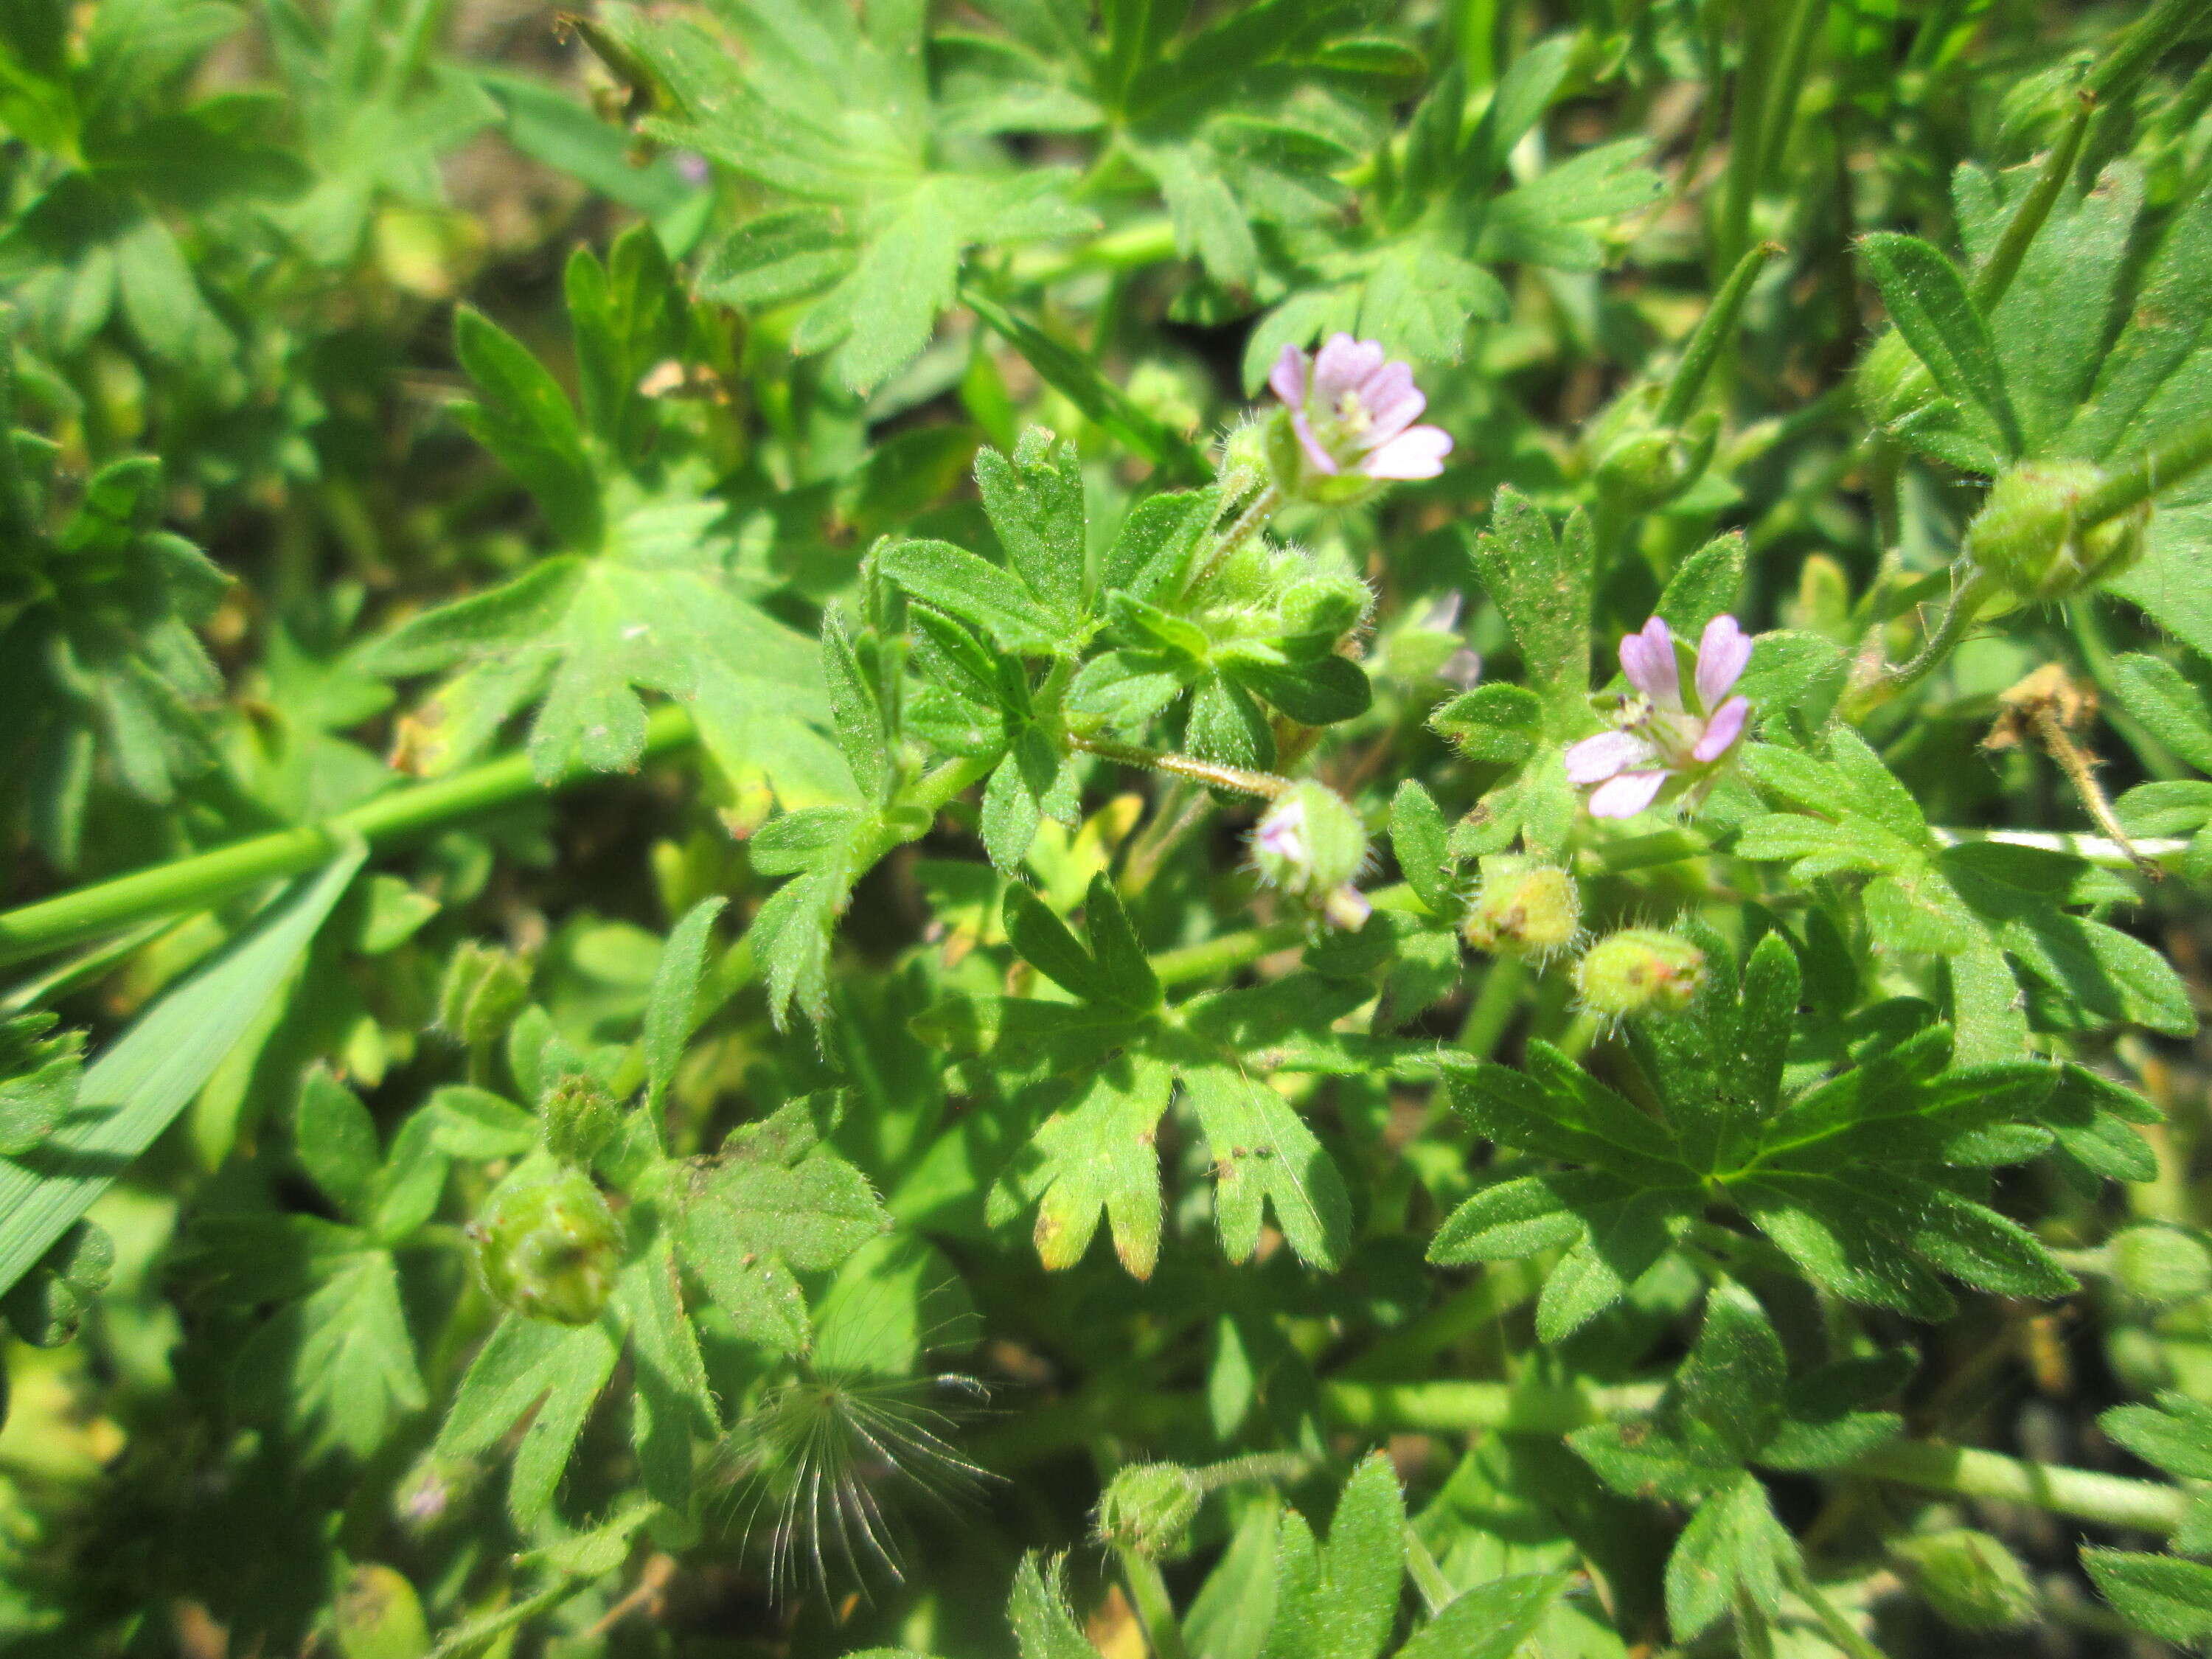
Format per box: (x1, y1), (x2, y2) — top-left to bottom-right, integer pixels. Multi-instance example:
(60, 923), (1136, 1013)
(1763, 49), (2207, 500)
(3, 1220), (113, 1348)
(1461, 857), (1582, 961)
(468, 1164), (620, 1325)
(334, 1563), (432, 1659)
(1251, 782), (1371, 911)
(1854, 329), (1938, 436)
(1574, 928), (1706, 1018)
(1891, 1529), (2038, 1631)
(1593, 418), (1718, 515)
(1964, 460), (2149, 602)
(1096, 1461), (1203, 1559)
(2110, 1224), (2212, 1306)
(438, 942), (532, 1050)
(543, 1071), (622, 1168)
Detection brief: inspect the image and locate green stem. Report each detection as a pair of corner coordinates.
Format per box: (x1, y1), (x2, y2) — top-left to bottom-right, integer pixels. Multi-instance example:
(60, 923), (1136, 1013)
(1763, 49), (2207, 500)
(1116, 1544), (1192, 1659)
(1320, 1379), (1663, 1436)
(1321, 1383), (2190, 1534)
(1658, 242), (1781, 428)
(1785, 1559), (1889, 1659)
(1843, 566), (1997, 718)
(0, 706), (700, 969)
(1850, 1439), (2186, 1534)
(1454, 956), (1528, 1062)
(1192, 1450), (1315, 1492)
(2076, 409), (2212, 529)
(1969, 92), (2093, 312)
(428, 1578), (591, 1659)
(1071, 734), (1293, 801)
(1188, 482), (1281, 592)
(1150, 920), (1308, 990)
(1404, 1526), (1455, 1616)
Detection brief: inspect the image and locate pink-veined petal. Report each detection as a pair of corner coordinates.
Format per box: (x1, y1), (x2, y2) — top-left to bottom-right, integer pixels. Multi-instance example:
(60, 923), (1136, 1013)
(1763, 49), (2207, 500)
(1618, 616), (1680, 708)
(1695, 614), (1753, 710)
(1290, 409), (1339, 474)
(1355, 360), (1425, 439)
(1588, 769), (1669, 818)
(1439, 648), (1483, 689)
(1312, 334), (1385, 402)
(1363, 425), (1453, 479)
(1691, 695), (1750, 762)
(1269, 342), (1310, 408)
(1564, 730), (1656, 784)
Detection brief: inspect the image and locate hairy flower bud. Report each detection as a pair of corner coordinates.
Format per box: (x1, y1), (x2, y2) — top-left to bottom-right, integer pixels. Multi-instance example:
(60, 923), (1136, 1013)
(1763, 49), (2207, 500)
(1964, 460), (2149, 602)
(1251, 782), (1371, 919)
(1096, 1461), (1203, 1559)
(1891, 1529), (2038, 1631)
(438, 941), (532, 1050)
(543, 1071), (622, 1168)
(1574, 928), (1706, 1018)
(468, 1164), (620, 1325)
(2110, 1223), (2212, 1306)
(1462, 856), (1582, 961)
(1854, 330), (1938, 437)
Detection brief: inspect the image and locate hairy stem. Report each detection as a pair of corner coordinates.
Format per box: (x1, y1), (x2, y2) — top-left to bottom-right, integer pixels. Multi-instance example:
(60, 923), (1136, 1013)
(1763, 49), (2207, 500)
(2076, 409), (2212, 529)
(1786, 1559), (1890, 1659)
(0, 705), (700, 968)
(1843, 566), (1998, 718)
(1187, 481), (1281, 592)
(1150, 920), (1309, 989)
(1969, 92), (2093, 312)
(1116, 1544), (1192, 1659)
(1658, 242), (1781, 428)
(1071, 734), (1293, 800)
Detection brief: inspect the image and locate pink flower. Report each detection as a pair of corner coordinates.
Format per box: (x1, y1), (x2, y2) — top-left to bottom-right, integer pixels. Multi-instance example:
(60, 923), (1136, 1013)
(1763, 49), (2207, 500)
(1564, 615), (1753, 818)
(1269, 335), (1454, 482)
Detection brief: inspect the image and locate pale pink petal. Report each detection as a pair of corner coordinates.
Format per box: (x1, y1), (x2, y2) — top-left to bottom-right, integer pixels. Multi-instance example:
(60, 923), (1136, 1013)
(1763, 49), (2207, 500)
(1439, 648), (1483, 689)
(1618, 616), (1680, 708)
(1691, 695), (1749, 762)
(1695, 615), (1753, 710)
(1290, 408), (1339, 474)
(1416, 591), (1464, 632)
(1269, 342), (1310, 408)
(1312, 333), (1385, 402)
(1588, 769), (1669, 818)
(1322, 884), (1373, 930)
(1565, 730), (1656, 784)
(1363, 425), (1453, 479)
(1354, 360), (1425, 440)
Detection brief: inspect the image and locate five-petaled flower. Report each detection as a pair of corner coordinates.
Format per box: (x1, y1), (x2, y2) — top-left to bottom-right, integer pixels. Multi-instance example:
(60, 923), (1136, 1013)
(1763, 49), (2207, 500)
(1564, 614), (1753, 818)
(1269, 335), (1453, 495)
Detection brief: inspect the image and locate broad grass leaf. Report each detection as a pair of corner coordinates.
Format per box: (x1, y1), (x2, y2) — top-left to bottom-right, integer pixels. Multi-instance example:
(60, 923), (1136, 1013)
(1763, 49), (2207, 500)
(0, 846), (363, 1301)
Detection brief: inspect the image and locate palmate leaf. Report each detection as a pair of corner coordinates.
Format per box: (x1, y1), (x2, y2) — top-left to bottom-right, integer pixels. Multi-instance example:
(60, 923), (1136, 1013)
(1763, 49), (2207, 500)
(1732, 732), (2194, 1059)
(1431, 931), (2121, 1338)
(606, 0), (1097, 393)
(964, 879), (1357, 1276)
(369, 471), (847, 798)
(1569, 1284), (1901, 1646)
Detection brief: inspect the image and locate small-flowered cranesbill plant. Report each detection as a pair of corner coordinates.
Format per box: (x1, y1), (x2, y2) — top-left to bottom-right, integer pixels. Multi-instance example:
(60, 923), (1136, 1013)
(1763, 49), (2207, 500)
(13, 4), (2212, 1658)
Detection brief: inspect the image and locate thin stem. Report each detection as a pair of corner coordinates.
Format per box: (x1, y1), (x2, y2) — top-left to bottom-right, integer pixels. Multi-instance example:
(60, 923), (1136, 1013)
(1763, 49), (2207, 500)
(1785, 1559), (1890, 1659)
(1150, 920), (1308, 990)
(1848, 1439), (2186, 1535)
(1320, 1379), (1664, 1436)
(1403, 1526), (1455, 1616)
(1658, 242), (1781, 428)
(1969, 93), (2093, 312)
(1187, 481), (1281, 593)
(1116, 1544), (1192, 1659)
(1843, 566), (1997, 718)
(1335, 1258), (1544, 1382)
(1192, 1450), (1315, 1492)
(1071, 734), (1293, 801)
(2076, 409), (2212, 529)
(1454, 956), (1528, 1062)
(0, 706), (700, 968)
